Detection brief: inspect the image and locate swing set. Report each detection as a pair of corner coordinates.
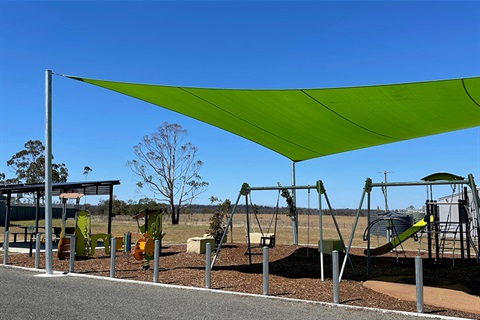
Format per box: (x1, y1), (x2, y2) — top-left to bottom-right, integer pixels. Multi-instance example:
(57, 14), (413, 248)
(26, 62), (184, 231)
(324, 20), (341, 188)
(211, 180), (353, 281)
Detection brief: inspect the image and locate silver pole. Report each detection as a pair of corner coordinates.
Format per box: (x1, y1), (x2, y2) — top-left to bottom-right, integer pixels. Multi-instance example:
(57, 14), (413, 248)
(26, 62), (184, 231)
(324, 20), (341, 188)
(263, 246), (269, 295)
(291, 162), (298, 245)
(211, 191), (242, 268)
(340, 178), (370, 281)
(69, 234), (75, 273)
(3, 231), (9, 265)
(415, 256), (424, 313)
(110, 237), (116, 278)
(153, 239), (160, 283)
(205, 242), (211, 288)
(332, 250), (339, 304)
(318, 181), (324, 281)
(45, 69), (53, 274)
(35, 233), (41, 269)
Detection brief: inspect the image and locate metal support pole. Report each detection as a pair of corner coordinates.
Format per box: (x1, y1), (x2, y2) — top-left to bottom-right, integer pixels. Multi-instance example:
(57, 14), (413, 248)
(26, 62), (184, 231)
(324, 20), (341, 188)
(153, 239), (160, 283)
(124, 232), (131, 262)
(340, 178), (370, 281)
(246, 193), (252, 266)
(69, 234), (75, 273)
(415, 256), (424, 313)
(3, 231), (9, 265)
(366, 191), (371, 276)
(110, 237), (116, 278)
(205, 242), (211, 289)
(107, 186), (113, 235)
(263, 246), (269, 295)
(318, 181), (324, 281)
(211, 191), (242, 268)
(291, 162), (298, 245)
(332, 250), (339, 304)
(45, 69), (53, 274)
(35, 233), (41, 269)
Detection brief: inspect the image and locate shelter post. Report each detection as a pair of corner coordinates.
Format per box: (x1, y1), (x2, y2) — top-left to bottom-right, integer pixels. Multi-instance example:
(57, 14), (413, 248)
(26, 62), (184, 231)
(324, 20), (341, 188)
(108, 185), (113, 235)
(4, 193), (11, 232)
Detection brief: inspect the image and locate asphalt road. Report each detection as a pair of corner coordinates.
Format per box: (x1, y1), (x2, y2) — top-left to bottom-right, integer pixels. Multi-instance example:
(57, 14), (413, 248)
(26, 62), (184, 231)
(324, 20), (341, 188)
(0, 266), (427, 320)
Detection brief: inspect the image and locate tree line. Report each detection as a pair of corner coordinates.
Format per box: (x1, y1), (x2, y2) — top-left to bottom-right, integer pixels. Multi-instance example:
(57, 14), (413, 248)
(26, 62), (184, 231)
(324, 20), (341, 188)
(1, 123), (208, 225)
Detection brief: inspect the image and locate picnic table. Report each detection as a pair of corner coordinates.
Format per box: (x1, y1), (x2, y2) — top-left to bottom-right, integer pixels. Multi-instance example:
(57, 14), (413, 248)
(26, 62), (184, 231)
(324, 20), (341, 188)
(9, 225), (41, 243)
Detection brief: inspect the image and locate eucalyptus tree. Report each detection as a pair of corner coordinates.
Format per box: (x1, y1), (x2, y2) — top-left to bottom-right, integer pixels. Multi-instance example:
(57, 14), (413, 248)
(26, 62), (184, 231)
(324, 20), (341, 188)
(6, 139), (68, 184)
(127, 123), (208, 224)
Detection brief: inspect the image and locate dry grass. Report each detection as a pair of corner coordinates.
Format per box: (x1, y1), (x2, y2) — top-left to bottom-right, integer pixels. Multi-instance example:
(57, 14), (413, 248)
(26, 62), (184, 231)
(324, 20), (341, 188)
(3, 213), (468, 254)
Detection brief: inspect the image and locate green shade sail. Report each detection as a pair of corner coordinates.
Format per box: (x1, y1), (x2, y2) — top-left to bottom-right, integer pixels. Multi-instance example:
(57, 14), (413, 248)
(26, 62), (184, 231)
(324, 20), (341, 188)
(66, 76), (480, 162)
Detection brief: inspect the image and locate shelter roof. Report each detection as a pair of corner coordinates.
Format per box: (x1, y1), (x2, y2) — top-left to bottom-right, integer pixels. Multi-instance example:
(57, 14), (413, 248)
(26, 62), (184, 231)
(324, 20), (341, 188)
(0, 180), (120, 196)
(65, 76), (480, 162)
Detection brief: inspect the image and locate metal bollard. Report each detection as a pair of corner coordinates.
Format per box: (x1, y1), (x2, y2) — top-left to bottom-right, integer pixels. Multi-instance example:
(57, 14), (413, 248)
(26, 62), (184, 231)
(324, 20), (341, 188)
(124, 232), (131, 262)
(415, 256), (424, 313)
(35, 233), (41, 269)
(332, 250), (339, 304)
(3, 231), (9, 265)
(263, 246), (269, 295)
(69, 234), (76, 273)
(110, 237), (116, 278)
(153, 239), (160, 283)
(205, 242), (211, 289)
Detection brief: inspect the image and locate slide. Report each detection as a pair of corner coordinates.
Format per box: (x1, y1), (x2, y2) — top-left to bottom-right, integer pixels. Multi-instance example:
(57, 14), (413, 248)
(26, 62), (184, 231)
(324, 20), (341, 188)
(364, 215), (433, 256)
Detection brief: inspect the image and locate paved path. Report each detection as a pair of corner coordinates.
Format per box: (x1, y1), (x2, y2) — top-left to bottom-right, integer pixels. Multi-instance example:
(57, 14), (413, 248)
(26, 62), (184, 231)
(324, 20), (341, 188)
(0, 266), (458, 320)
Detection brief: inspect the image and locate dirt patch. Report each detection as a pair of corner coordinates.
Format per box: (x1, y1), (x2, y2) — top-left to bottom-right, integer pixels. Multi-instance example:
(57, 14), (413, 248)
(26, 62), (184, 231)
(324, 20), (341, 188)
(5, 244), (480, 319)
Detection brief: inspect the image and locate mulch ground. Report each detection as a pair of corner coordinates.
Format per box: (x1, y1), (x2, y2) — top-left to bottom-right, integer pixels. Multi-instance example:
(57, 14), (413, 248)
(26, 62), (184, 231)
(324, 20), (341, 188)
(6, 243), (480, 319)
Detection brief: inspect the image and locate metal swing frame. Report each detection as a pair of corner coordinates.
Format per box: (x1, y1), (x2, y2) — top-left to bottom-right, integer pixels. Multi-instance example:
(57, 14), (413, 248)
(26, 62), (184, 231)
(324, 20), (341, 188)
(343, 173), (480, 281)
(210, 180), (352, 281)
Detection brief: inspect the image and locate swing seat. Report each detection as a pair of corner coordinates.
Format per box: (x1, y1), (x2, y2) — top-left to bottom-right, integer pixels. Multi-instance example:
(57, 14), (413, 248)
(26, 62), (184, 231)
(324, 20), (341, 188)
(250, 233), (275, 247)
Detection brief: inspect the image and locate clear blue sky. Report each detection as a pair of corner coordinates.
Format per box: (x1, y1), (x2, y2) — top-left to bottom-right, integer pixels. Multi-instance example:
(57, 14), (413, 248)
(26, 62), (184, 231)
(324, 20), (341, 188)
(1, 1), (479, 210)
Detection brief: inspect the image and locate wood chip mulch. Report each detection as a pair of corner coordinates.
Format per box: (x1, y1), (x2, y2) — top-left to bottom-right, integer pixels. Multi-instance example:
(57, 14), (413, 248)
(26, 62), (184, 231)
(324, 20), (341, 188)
(6, 244), (480, 319)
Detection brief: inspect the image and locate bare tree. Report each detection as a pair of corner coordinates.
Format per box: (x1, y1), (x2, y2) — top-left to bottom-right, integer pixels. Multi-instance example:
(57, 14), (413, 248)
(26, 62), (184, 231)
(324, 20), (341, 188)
(127, 123), (208, 224)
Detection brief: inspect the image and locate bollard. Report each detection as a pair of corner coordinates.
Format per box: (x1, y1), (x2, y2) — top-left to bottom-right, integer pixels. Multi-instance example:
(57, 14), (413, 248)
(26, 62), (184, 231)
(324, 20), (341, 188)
(205, 242), (211, 289)
(124, 232), (131, 262)
(263, 246), (269, 295)
(69, 234), (76, 273)
(153, 239), (160, 283)
(415, 256), (424, 313)
(110, 237), (116, 278)
(3, 231), (9, 265)
(35, 233), (41, 269)
(332, 250), (339, 304)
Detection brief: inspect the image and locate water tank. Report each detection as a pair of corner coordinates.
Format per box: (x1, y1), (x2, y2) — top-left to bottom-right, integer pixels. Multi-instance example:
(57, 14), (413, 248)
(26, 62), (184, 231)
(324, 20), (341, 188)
(371, 211), (413, 237)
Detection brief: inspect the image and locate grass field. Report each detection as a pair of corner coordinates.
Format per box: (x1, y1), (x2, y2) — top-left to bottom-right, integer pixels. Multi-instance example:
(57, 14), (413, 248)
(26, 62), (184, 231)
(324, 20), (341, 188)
(1, 212), (457, 253)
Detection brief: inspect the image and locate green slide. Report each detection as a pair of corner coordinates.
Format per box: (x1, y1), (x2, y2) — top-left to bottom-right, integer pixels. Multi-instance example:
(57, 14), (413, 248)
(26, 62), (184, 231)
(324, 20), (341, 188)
(365, 215), (432, 256)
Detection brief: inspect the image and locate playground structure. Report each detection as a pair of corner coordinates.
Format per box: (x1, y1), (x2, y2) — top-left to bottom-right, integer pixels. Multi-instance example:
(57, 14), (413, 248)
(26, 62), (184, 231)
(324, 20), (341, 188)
(132, 208), (165, 262)
(211, 180), (354, 281)
(343, 172), (480, 280)
(57, 209), (123, 260)
(57, 192), (123, 260)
